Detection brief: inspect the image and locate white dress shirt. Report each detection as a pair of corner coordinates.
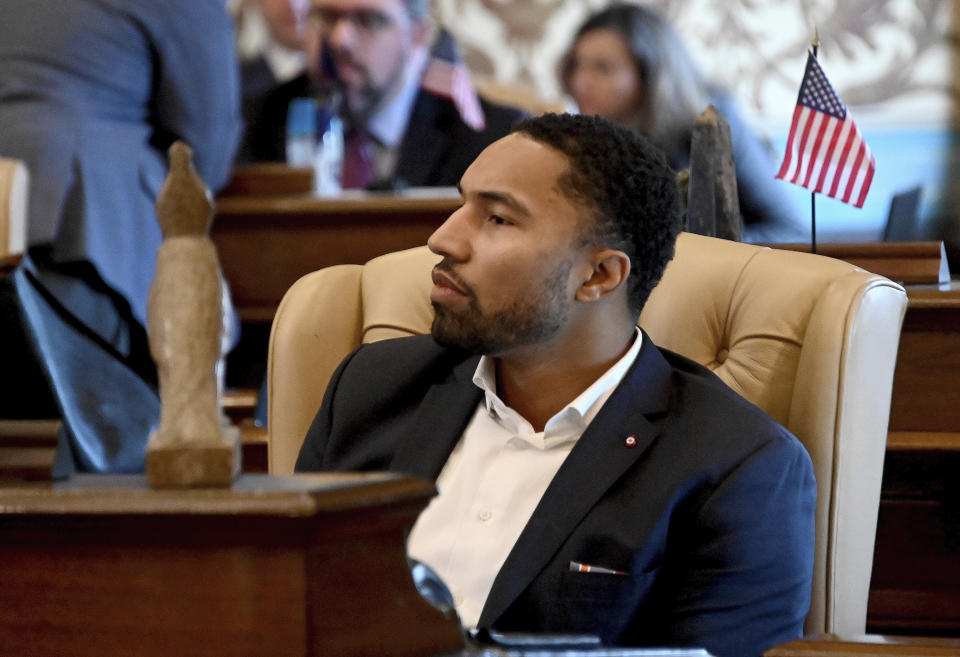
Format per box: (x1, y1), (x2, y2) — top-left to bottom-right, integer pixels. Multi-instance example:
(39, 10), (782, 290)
(406, 329), (643, 627)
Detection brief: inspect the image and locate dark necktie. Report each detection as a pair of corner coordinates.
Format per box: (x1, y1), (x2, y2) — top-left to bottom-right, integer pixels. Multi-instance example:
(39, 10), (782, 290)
(342, 126), (376, 190)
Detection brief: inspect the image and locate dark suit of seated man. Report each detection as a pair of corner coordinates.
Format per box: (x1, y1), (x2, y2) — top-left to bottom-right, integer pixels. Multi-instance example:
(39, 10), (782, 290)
(296, 113), (815, 657)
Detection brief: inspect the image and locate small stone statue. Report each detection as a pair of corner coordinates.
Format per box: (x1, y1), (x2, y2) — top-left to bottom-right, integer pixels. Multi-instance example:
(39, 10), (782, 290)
(145, 141), (239, 488)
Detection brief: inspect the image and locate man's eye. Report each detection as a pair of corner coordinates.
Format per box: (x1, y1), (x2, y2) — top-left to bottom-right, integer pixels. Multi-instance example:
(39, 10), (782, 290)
(596, 62), (613, 75)
(355, 9), (390, 31)
(490, 215), (509, 225)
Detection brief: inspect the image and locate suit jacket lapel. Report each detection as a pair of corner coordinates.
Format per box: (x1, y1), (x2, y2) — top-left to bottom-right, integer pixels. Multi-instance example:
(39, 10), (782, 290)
(394, 91), (452, 187)
(478, 336), (674, 627)
(389, 354), (482, 480)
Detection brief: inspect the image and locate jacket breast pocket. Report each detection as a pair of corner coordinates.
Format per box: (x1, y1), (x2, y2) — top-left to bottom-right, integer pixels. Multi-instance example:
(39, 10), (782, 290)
(559, 566), (657, 602)
(553, 564), (660, 638)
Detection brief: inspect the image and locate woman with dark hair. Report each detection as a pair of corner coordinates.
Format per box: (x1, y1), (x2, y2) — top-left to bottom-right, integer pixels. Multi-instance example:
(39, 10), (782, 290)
(561, 3), (805, 242)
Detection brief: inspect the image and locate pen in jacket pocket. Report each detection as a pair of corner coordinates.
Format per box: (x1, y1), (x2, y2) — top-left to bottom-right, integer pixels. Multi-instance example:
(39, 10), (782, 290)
(569, 561), (627, 575)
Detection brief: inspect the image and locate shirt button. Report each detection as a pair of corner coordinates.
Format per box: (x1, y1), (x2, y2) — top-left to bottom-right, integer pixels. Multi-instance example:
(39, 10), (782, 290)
(478, 509), (492, 521)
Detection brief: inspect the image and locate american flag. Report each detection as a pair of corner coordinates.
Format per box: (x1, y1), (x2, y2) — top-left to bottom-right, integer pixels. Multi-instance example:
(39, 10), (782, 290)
(420, 30), (486, 132)
(776, 52), (875, 208)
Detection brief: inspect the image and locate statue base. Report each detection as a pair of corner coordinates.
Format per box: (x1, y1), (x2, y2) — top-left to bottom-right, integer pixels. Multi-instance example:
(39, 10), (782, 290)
(146, 425), (241, 488)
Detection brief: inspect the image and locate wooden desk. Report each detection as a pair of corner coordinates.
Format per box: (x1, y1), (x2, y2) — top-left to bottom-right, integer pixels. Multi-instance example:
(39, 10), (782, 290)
(0, 419), (270, 479)
(758, 247), (960, 635)
(868, 281), (960, 636)
(220, 163), (312, 197)
(765, 242), (949, 285)
(766, 634), (960, 656)
(0, 252), (20, 277)
(0, 473), (464, 657)
(887, 282), (960, 436)
(212, 193), (459, 322)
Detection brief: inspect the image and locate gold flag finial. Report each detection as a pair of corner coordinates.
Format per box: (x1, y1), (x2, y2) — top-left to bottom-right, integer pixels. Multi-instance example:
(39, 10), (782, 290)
(812, 26), (820, 53)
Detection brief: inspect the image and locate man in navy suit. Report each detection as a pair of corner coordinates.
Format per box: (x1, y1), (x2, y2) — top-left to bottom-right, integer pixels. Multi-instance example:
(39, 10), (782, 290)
(237, 0), (523, 187)
(296, 113), (815, 657)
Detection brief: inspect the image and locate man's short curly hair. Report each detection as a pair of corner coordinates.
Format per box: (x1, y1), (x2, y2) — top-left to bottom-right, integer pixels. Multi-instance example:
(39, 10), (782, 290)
(513, 113), (682, 316)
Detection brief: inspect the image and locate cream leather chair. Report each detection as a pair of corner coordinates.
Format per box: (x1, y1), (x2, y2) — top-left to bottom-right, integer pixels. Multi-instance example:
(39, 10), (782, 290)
(0, 157), (28, 258)
(268, 231), (908, 636)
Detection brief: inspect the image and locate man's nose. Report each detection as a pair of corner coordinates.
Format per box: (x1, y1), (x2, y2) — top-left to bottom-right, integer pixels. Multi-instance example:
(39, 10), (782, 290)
(570, 68), (593, 97)
(326, 15), (357, 51)
(427, 206), (470, 260)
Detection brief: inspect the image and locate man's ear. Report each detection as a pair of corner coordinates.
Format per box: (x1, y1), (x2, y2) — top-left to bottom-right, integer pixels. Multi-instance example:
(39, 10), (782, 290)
(575, 249), (631, 303)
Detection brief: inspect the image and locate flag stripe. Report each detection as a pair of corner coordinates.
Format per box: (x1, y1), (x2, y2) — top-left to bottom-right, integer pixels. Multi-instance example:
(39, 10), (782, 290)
(792, 110), (818, 184)
(775, 52), (874, 208)
(776, 105), (805, 179)
(782, 107), (812, 183)
(818, 119), (852, 195)
(812, 119), (842, 193)
(800, 111), (826, 187)
(841, 145), (867, 205)
(828, 125), (856, 198)
(802, 113), (833, 187)
(854, 155), (876, 208)
(420, 32), (486, 132)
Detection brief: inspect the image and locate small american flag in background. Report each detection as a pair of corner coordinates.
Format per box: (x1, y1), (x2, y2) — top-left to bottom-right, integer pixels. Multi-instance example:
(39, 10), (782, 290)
(776, 52), (875, 208)
(421, 29), (486, 132)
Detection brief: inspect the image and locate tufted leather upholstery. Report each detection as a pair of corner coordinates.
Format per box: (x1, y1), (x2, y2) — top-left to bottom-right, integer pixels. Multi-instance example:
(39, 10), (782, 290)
(267, 231), (907, 636)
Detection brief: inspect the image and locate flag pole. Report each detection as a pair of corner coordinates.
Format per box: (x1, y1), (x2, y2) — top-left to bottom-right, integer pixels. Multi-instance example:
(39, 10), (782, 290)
(809, 28), (819, 254)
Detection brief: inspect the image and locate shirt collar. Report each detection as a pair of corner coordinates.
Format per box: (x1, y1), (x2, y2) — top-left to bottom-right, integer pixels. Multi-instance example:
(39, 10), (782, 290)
(471, 327), (643, 445)
(365, 45), (428, 148)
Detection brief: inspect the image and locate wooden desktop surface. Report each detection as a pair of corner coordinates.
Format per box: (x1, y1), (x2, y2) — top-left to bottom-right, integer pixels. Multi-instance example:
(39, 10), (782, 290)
(0, 475), (955, 657)
(0, 473), (465, 657)
(766, 634), (960, 656)
(764, 241), (949, 286)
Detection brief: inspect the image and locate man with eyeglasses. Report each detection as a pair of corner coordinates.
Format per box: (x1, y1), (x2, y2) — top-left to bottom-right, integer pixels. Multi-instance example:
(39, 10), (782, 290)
(238, 0), (524, 189)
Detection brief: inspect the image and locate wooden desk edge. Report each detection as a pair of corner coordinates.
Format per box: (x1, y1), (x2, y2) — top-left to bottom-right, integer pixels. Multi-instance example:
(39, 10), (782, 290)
(214, 193), (460, 215)
(0, 252), (22, 276)
(0, 472), (435, 516)
(887, 431), (960, 451)
(759, 241), (949, 286)
(766, 633), (960, 656)
(763, 241), (944, 258)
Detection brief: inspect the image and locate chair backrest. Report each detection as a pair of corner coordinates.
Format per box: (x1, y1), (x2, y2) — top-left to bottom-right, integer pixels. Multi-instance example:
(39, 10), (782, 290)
(268, 231), (907, 636)
(0, 157), (29, 258)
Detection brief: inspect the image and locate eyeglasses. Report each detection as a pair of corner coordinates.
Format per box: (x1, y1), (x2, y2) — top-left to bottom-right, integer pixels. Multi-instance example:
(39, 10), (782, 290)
(308, 6), (396, 35)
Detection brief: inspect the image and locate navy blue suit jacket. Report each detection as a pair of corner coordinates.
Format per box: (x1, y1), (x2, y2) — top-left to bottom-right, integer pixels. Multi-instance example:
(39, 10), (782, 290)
(296, 333), (815, 657)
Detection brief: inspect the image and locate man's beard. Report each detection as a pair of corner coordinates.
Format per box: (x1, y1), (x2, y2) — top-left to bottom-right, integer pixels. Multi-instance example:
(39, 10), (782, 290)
(332, 53), (391, 121)
(430, 258), (574, 355)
